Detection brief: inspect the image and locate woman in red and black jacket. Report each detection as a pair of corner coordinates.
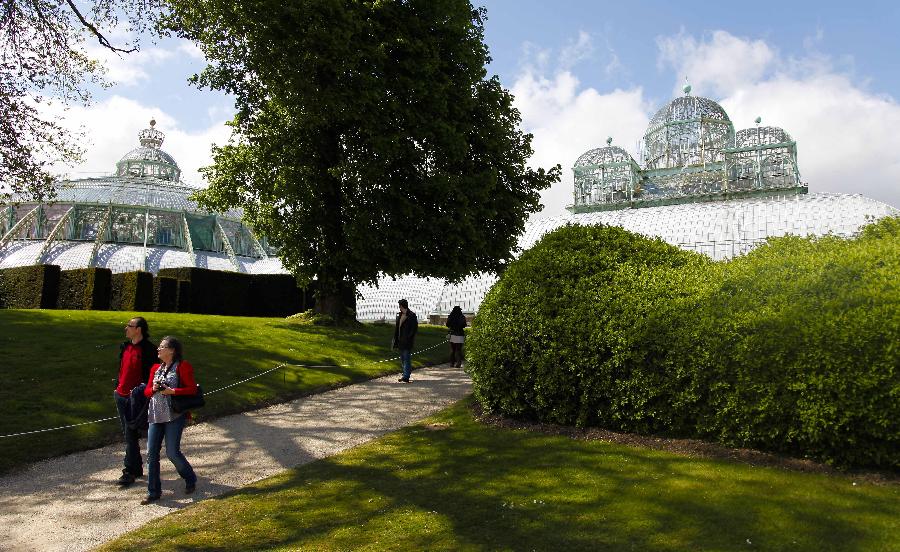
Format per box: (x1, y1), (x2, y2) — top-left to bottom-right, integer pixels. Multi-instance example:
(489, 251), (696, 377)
(141, 335), (198, 504)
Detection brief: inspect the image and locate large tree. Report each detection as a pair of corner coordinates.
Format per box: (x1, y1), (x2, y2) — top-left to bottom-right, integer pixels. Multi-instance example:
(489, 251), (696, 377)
(1, 0), (163, 202)
(166, 0), (560, 318)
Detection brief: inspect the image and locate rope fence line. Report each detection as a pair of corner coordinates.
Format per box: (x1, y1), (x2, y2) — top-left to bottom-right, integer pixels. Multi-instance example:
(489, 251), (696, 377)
(0, 341), (447, 439)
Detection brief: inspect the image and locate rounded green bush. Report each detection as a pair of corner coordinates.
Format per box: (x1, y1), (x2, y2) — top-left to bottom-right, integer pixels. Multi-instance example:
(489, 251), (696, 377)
(467, 217), (900, 469)
(467, 223), (711, 431)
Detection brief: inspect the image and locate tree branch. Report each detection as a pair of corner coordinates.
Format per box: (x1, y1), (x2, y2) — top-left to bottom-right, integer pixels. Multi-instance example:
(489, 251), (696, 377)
(64, 0), (136, 54)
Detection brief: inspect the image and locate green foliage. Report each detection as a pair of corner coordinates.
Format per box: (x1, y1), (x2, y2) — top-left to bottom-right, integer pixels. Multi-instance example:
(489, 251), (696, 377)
(164, 0), (560, 315)
(468, 218), (900, 469)
(58, 268), (112, 310)
(98, 400), (900, 552)
(159, 267), (250, 315)
(109, 271), (153, 311)
(249, 274), (305, 317)
(0, 264), (60, 308)
(153, 276), (178, 312)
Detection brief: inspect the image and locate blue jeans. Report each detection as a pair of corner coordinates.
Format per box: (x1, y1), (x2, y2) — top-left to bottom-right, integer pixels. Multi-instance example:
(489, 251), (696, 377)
(400, 349), (412, 380)
(114, 392), (143, 476)
(146, 414), (196, 498)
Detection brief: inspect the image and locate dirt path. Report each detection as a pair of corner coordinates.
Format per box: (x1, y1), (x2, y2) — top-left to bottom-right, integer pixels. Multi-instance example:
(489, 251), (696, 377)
(0, 365), (471, 552)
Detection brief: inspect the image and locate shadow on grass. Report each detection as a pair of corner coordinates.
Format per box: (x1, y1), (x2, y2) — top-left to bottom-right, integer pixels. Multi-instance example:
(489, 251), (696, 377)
(123, 404), (898, 552)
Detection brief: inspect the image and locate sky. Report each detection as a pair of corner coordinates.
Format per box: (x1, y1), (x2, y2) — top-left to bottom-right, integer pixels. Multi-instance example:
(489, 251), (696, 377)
(50, 0), (900, 218)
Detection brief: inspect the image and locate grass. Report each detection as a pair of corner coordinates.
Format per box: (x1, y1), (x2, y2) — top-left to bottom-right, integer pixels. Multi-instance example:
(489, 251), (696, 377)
(97, 397), (900, 552)
(0, 309), (448, 474)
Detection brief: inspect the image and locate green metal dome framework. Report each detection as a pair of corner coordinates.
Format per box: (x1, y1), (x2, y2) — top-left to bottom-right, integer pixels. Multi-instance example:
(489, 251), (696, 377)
(570, 89), (805, 213)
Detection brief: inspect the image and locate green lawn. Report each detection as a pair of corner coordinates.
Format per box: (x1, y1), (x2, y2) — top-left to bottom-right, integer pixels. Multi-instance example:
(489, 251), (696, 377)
(0, 309), (448, 474)
(98, 398), (899, 551)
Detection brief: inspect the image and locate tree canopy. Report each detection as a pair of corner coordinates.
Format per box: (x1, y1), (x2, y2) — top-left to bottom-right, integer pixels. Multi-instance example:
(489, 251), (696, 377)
(165, 0), (560, 317)
(0, 0), (163, 202)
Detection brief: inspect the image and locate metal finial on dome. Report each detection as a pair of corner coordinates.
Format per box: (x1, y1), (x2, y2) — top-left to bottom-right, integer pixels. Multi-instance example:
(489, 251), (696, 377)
(755, 116), (762, 125)
(606, 136), (613, 146)
(683, 77), (691, 96)
(139, 119), (164, 149)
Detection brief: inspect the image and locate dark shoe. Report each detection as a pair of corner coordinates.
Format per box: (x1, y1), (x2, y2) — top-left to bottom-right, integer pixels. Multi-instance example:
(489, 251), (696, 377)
(185, 482), (196, 494)
(140, 495), (160, 505)
(397, 377), (410, 383)
(117, 473), (136, 486)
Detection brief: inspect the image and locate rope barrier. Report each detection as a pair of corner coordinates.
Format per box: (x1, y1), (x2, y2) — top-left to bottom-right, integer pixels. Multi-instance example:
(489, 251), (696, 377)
(0, 341), (447, 439)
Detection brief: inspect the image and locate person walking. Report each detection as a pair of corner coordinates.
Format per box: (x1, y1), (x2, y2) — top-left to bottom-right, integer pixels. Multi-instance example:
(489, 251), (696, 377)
(445, 306), (467, 368)
(141, 336), (198, 504)
(392, 299), (418, 383)
(114, 317), (157, 487)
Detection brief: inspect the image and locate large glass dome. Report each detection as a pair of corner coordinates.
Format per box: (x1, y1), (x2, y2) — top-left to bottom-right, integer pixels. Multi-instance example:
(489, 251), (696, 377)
(0, 121), (282, 275)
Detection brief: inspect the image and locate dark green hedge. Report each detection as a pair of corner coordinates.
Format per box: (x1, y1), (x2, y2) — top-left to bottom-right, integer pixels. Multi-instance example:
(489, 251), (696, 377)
(248, 274), (304, 316)
(153, 276), (178, 312)
(467, 219), (900, 469)
(176, 280), (191, 313)
(58, 268), (112, 310)
(0, 264), (60, 309)
(158, 267), (250, 315)
(109, 271), (154, 312)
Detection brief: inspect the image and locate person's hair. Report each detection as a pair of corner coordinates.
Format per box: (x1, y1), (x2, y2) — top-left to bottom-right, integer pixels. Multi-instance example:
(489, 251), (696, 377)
(398, 299), (409, 309)
(160, 335), (183, 363)
(448, 306), (465, 325)
(132, 316), (149, 339)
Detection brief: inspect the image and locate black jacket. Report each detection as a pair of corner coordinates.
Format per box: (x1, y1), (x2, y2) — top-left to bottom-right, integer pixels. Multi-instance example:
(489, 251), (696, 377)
(393, 309), (418, 350)
(446, 312), (468, 336)
(118, 338), (159, 385)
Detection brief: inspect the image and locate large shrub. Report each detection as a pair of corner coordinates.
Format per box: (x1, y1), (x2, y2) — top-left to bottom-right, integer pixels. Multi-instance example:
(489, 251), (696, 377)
(683, 219), (900, 468)
(158, 267), (250, 315)
(57, 268), (112, 310)
(467, 224), (710, 429)
(0, 264), (60, 309)
(109, 271), (154, 312)
(467, 218), (900, 469)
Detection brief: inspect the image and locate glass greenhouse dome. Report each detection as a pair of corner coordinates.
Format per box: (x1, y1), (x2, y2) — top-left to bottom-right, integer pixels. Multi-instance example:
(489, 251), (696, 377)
(0, 121), (283, 275)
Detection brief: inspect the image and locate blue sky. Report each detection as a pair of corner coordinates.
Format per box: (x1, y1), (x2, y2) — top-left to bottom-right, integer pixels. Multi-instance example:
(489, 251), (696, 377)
(53, 0), (900, 217)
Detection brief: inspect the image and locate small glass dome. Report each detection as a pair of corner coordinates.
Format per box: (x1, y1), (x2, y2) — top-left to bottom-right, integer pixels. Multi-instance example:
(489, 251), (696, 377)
(575, 145), (636, 167)
(734, 126), (793, 148)
(115, 119), (182, 182)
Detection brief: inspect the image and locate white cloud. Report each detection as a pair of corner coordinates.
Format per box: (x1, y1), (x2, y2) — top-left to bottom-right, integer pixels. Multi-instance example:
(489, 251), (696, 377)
(42, 95), (231, 187)
(559, 31), (594, 69)
(85, 44), (175, 87)
(657, 30), (776, 98)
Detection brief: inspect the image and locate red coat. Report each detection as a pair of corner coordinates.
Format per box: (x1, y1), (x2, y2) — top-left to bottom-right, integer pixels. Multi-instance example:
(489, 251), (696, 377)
(143, 360), (198, 398)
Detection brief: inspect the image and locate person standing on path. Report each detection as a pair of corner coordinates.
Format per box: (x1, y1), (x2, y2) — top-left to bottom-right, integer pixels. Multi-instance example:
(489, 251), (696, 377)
(141, 336), (198, 504)
(446, 305), (467, 368)
(393, 299), (418, 383)
(114, 317), (157, 487)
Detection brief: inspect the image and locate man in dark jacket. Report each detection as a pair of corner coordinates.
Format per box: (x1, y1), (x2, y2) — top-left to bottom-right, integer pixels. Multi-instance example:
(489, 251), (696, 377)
(392, 299), (418, 383)
(114, 316), (158, 486)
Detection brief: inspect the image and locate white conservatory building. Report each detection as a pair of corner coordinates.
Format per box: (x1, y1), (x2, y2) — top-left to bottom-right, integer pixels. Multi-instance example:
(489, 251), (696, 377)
(1, 91), (898, 321)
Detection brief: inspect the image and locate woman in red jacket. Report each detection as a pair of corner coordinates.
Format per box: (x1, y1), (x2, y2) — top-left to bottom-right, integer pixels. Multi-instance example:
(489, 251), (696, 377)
(141, 336), (198, 504)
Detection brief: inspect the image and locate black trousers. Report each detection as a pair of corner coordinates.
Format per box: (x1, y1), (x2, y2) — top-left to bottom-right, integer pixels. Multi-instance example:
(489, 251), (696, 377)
(114, 392), (143, 476)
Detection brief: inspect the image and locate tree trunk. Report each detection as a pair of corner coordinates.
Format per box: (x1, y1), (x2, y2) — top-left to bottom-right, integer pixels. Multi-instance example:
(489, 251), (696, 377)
(314, 279), (357, 321)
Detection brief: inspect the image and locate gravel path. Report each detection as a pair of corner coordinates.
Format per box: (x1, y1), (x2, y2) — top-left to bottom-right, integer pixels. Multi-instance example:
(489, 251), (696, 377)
(0, 364), (472, 552)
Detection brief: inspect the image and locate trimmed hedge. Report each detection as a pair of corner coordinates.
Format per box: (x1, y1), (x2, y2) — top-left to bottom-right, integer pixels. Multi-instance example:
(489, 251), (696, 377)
(467, 219), (900, 469)
(158, 267), (250, 315)
(0, 264), (60, 309)
(153, 276), (178, 312)
(248, 274), (304, 317)
(58, 268), (112, 310)
(109, 271), (154, 312)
